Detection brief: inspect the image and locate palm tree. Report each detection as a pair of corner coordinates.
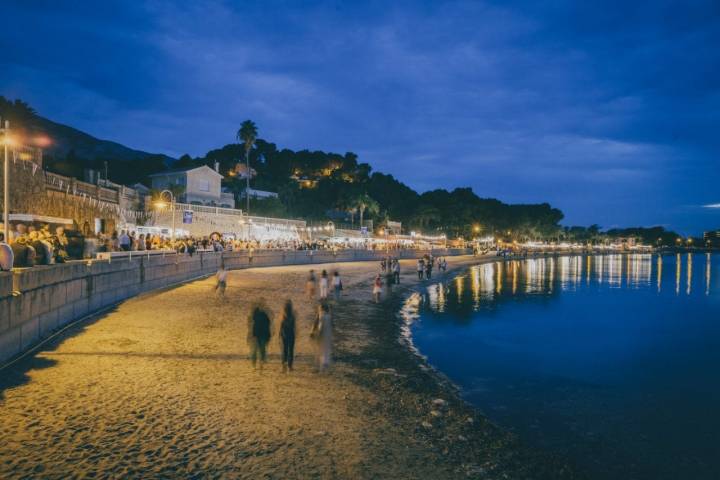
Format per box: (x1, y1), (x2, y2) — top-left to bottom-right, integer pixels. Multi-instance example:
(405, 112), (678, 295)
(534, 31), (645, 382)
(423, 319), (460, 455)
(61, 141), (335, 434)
(236, 120), (258, 213)
(356, 193), (379, 228)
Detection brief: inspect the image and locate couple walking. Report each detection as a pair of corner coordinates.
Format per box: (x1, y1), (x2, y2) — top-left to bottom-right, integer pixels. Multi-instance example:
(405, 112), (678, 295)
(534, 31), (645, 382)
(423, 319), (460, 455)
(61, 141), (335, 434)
(246, 299), (300, 371)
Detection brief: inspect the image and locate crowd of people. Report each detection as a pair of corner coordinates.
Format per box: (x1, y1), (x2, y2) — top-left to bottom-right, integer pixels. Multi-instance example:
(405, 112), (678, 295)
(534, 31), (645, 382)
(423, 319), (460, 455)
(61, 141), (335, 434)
(231, 267), (343, 373)
(0, 223), (71, 269)
(225, 253), (453, 372)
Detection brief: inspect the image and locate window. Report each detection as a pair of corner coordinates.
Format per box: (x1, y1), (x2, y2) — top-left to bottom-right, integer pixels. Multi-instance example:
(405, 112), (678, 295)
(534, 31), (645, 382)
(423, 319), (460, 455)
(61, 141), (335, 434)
(197, 179), (210, 192)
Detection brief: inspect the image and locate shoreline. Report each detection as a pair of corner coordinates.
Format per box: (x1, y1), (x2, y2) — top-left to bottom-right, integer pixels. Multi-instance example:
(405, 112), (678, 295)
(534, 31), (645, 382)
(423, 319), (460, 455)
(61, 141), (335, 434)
(331, 254), (580, 479)
(0, 254), (580, 479)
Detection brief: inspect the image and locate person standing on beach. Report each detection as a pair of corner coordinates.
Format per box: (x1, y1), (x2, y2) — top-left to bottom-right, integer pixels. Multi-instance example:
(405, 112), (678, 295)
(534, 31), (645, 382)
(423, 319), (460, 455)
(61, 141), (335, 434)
(214, 263), (228, 299)
(311, 303), (333, 371)
(319, 270), (329, 300)
(333, 270), (343, 300)
(247, 303), (272, 369)
(279, 300), (297, 372)
(305, 270), (317, 299)
(392, 259), (401, 283)
(425, 257), (433, 280)
(373, 274), (383, 303)
(417, 258), (425, 280)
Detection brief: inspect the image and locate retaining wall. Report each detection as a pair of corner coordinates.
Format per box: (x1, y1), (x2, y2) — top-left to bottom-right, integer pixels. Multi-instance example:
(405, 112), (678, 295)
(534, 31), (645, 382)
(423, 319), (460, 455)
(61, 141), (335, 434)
(0, 248), (470, 364)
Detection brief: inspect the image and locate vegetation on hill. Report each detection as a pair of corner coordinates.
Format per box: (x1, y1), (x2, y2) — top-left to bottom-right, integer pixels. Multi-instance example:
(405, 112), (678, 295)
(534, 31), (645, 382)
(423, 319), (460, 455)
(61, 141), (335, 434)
(0, 96), (173, 185)
(0, 98), (684, 243)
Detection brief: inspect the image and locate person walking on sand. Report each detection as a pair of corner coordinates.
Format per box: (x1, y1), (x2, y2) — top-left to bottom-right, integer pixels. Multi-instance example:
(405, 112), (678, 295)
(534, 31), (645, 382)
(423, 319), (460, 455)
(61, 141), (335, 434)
(311, 303), (333, 371)
(247, 302), (272, 369)
(417, 258), (425, 280)
(319, 269), (329, 300)
(305, 270), (317, 299)
(333, 270), (343, 300)
(425, 256), (433, 280)
(279, 300), (297, 372)
(392, 258), (401, 284)
(214, 263), (228, 299)
(373, 274), (383, 303)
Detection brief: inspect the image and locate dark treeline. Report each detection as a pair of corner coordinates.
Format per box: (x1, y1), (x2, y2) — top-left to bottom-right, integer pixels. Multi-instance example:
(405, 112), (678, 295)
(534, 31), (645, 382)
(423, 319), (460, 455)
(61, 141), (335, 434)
(0, 98), (685, 243)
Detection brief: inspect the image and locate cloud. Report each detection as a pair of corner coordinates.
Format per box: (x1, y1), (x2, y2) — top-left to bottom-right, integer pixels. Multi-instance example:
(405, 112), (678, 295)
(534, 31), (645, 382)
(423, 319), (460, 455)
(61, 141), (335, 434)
(1, 0), (718, 234)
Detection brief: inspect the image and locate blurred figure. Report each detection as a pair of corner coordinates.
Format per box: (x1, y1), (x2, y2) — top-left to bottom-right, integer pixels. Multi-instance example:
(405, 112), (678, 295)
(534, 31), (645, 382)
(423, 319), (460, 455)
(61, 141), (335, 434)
(214, 262), (228, 299)
(279, 300), (297, 372)
(0, 235), (13, 271)
(11, 237), (35, 268)
(247, 302), (272, 369)
(332, 270), (343, 300)
(417, 258), (425, 280)
(319, 270), (329, 299)
(392, 259), (400, 283)
(305, 270), (317, 299)
(373, 274), (383, 303)
(311, 303), (333, 372)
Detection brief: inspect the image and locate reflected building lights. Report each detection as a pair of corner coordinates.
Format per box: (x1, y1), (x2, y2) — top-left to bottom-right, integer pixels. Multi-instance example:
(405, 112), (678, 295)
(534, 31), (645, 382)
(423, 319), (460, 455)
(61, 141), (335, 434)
(687, 253), (693, 295)
(471, 266), (481, 309)
(512, 261), (518, 295)
(586, 255), (592, 285)
(495, 262), (503, 295)
(706, 253), (712, 296)
(456, 275), (465, 304)
(675, 253), (681, 295)
(657, 255), (662, 292)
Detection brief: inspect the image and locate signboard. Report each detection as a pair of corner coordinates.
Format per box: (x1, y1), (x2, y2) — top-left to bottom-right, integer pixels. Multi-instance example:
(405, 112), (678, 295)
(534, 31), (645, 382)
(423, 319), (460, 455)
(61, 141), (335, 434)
(182, 210), (193, 224)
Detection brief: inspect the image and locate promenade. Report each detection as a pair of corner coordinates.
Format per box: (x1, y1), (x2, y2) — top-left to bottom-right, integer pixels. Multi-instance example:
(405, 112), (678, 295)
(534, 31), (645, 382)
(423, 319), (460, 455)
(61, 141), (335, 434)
(0, 256), (575, 479)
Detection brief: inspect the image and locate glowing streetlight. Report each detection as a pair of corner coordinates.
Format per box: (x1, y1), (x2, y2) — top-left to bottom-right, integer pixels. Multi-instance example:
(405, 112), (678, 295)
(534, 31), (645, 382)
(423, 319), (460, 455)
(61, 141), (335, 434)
(1, 120), (11, 243)
(153, 189), (176, 243)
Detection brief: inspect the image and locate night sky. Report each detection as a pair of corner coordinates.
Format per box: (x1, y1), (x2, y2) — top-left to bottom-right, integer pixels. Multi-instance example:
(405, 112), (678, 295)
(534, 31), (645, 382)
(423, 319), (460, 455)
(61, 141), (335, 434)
(1, 1), (718, 234)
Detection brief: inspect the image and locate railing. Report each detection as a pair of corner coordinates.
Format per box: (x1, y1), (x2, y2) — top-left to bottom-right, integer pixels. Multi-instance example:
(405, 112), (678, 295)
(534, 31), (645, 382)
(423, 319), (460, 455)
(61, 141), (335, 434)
(45, 171), (121, 204)
(169, 202), (307, 228)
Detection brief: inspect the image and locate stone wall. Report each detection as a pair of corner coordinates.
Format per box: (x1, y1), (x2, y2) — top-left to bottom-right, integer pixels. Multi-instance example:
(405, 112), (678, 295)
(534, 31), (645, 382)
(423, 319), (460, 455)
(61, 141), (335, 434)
(0, 248), (471, 364)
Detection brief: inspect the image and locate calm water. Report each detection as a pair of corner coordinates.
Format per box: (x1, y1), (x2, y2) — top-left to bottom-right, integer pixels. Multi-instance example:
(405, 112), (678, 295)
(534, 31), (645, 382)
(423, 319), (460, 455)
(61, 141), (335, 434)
(404, 253), (720, 480)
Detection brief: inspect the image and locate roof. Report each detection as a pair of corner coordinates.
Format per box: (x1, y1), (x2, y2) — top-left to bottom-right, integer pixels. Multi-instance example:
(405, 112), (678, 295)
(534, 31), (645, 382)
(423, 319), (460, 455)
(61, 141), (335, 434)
(148, 165), (223, 178)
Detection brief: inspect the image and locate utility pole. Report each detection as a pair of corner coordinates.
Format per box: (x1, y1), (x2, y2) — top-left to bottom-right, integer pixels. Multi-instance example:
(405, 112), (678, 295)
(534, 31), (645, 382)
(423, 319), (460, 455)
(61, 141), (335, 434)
(1, 119), (9, 243)
(245, 151), (250, 215)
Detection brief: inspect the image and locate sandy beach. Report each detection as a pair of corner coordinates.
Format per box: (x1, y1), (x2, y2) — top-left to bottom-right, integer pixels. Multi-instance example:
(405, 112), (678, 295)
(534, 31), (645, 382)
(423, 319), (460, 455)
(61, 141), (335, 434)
(0, 254), (578, 479)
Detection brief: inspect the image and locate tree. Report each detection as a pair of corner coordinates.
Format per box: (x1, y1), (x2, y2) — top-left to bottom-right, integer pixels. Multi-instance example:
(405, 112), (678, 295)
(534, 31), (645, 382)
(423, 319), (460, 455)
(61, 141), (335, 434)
(236, 120), (258, 213)
(355, 192), (379, 227)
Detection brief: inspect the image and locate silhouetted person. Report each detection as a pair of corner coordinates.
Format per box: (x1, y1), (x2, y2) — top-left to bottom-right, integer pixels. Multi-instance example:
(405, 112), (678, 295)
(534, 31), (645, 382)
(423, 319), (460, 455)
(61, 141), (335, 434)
(332, 270), (342, 300)
(247, 302), (272, 369)
(279, 300), (297, 372)
(392, 259), (400, 283)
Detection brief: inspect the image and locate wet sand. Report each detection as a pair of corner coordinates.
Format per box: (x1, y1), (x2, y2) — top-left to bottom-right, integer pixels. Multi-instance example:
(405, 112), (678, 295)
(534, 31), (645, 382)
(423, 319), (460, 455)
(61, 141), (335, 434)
(0, 255), (579, 479)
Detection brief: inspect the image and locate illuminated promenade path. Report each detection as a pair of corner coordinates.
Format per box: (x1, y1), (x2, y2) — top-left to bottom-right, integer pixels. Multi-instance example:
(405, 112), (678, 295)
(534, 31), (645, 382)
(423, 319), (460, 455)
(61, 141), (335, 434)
(0, 257), (573, 479)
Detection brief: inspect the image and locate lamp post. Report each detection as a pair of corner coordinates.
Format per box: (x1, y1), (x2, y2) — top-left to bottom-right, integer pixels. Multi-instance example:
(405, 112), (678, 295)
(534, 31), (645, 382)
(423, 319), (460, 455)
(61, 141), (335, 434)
(1, 120), (9, 243)
(153, 189), (176, 243)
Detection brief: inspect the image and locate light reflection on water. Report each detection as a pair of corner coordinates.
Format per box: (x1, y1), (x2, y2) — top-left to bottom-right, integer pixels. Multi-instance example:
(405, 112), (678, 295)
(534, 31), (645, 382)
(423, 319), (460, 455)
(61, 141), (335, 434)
(417, 253), (713, 314)
(405, 253), (720, 480)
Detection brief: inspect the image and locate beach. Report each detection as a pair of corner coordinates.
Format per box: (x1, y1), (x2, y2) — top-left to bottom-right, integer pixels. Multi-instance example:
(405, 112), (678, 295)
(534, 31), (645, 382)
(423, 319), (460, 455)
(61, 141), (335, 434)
(0, 255), (578, 479)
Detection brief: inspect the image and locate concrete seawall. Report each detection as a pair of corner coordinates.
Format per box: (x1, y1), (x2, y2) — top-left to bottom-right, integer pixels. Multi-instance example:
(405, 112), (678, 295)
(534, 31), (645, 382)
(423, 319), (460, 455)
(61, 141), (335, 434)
(0, 248), (471, 364)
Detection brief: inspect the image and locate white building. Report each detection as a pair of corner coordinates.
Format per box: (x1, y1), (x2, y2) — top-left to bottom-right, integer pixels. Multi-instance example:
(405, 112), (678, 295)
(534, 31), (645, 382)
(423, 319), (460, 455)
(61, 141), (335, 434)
(149, 165), (235, 208)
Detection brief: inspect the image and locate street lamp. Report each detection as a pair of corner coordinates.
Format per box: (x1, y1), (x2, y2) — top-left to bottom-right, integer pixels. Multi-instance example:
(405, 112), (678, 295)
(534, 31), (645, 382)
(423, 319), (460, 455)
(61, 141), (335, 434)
(1, 120), (9, 243)
(153, 189), (176, 243)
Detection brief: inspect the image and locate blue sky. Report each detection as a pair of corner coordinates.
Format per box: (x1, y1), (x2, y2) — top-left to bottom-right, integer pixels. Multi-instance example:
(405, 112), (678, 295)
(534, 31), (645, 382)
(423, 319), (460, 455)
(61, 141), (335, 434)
(1, 0), (719, 234)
